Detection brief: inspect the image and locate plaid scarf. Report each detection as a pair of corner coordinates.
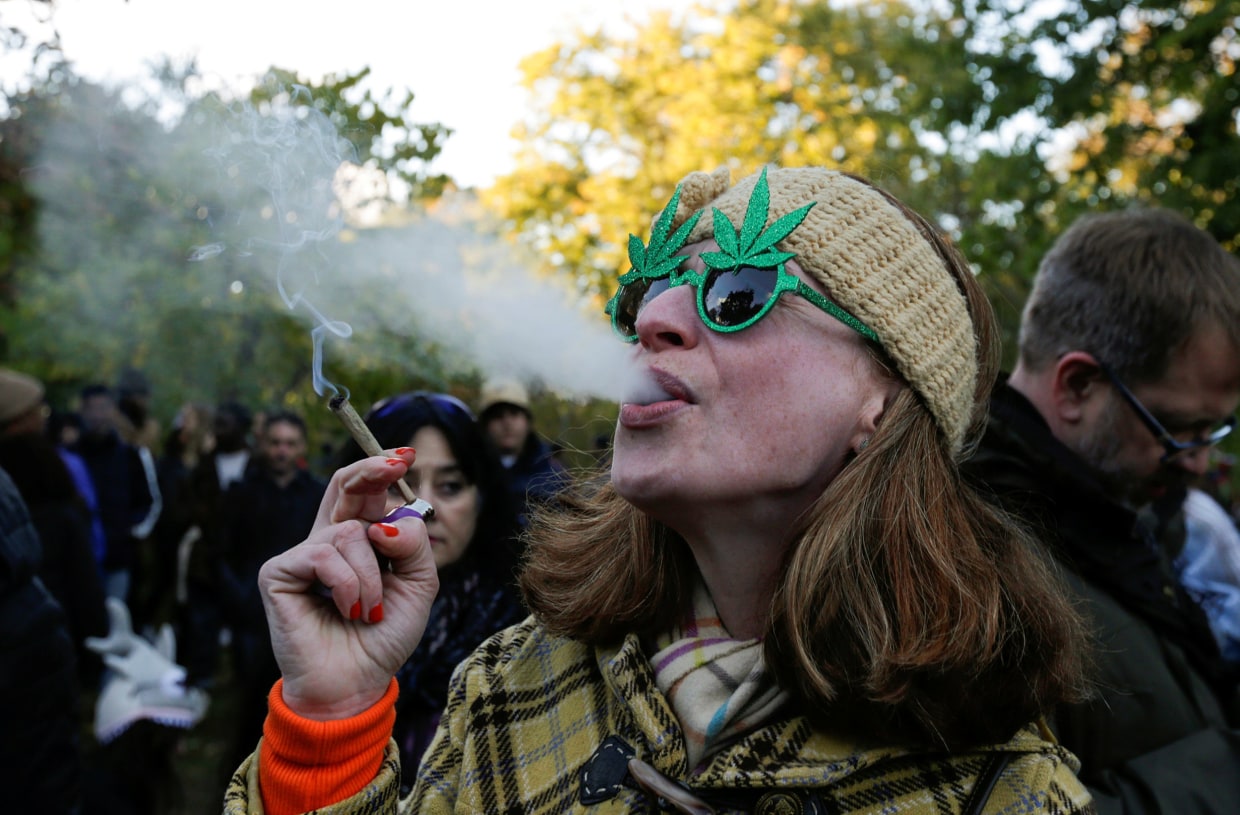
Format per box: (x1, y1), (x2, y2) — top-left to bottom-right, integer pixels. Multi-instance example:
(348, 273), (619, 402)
(650, 580), (789, 770)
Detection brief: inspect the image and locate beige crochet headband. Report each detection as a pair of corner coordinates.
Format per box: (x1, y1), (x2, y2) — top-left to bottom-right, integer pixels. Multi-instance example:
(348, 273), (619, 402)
(666, 165), (978, 452)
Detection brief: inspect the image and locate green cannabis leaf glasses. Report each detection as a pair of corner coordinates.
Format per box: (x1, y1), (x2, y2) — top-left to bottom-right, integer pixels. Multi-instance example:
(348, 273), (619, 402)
(605, 168), (879, 345)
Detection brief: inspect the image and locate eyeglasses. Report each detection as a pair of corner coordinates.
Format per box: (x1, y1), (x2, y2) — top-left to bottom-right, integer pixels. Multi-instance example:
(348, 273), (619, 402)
(1098, 361), (1236, 463)
(605, 264), (879, 344)
(367, 391), (476, 423)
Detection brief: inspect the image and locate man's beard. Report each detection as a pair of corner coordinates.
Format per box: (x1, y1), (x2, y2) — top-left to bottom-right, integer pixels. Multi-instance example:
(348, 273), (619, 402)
(1072, 397), (1180, 508)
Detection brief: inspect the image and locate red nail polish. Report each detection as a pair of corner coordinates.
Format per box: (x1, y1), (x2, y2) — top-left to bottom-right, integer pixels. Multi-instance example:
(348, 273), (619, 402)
(349, 601), (362, 620)
(369, 603), (384, 623)
(376, 523), (399, 538)
(395, 447), (414, 456)
(385, 457), (403, 466)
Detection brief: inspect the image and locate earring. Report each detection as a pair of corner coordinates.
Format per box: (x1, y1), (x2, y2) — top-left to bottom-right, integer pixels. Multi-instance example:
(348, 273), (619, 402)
(858, 438), (870, 451)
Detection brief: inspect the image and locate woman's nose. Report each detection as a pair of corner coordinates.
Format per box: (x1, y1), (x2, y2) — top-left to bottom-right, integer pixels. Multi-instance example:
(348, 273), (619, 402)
(632, 284), (700, 350)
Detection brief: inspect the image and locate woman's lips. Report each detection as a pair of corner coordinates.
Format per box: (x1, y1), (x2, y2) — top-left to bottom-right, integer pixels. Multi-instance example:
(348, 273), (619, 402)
(619, 368), (693, 427)
(619, 398), (689, 427)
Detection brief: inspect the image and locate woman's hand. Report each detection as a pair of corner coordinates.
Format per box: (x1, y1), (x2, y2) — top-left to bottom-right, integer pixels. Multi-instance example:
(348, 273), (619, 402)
(258, 448), (439, 720)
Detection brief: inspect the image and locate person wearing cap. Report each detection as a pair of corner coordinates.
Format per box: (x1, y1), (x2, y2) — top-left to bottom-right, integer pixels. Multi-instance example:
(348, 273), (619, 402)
(0, 367), (51, 437)
(0, 369), (107, 567)
(477, 379), (567, 528)
(227, 165), (1093, 814)
(962, 209), (1240, 812)
(0, 368), (108, 683)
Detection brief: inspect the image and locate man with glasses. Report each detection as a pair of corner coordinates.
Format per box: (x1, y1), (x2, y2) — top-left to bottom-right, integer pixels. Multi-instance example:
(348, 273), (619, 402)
(964, 208), (1240, 813)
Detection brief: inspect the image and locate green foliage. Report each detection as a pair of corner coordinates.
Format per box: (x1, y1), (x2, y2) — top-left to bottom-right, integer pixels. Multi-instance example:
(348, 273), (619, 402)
(251, 68), (453, 202)
(0, 58), (461, 445)
(487, 0), (1238, 365)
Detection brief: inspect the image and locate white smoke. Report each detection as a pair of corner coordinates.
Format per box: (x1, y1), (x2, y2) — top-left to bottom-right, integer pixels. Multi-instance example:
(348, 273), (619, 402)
(186, 82), (630, 403)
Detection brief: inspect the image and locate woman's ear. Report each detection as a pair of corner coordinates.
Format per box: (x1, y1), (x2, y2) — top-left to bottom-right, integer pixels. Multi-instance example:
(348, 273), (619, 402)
(852, 379), (902, 454)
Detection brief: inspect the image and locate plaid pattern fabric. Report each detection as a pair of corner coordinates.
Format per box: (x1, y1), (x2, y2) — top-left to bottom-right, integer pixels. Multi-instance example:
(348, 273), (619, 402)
(225, 617), (1095, 814)
(650, 580), (789, 769)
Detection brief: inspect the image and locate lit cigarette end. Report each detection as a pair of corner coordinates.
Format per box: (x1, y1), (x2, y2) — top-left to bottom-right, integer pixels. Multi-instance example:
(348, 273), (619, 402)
(329, 394), (419, 505)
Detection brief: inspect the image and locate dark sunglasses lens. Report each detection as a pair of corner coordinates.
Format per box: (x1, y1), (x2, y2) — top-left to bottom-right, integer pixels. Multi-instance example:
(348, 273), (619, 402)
(616, 277), (671, 336)
(703, 267), (776, 328)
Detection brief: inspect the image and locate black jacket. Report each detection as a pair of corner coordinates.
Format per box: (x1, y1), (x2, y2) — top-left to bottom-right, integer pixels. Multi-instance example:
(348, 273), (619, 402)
(0, 467), (82, 813)
(217, 466), (325, 630)
(71, 430), (154, 572)
(964, 379), (1240, 814)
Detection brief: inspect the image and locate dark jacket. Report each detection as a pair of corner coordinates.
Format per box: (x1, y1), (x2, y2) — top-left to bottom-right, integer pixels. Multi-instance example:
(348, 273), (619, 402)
(182, 449), (253, 593)
(0, 467), (83, 813)
(217, 466), (325, 630)
(503, 433), (568, 528)
(964, 379), (1240, 814)
(0, 434), (108, 684)
(71, 430), (154, 573)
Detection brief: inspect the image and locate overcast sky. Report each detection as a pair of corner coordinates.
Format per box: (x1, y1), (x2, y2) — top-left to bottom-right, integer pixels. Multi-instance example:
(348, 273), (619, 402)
(3, 0), (698, 187)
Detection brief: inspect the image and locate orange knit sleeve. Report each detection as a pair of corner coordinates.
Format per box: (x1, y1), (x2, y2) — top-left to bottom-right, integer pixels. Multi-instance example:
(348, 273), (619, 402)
(258, 677), (398, 815)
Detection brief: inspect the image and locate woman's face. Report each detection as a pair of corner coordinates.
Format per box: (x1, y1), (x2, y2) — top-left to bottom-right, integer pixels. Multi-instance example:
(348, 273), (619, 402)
(611, 240), (898, 538)
(404, 425), (480, 569)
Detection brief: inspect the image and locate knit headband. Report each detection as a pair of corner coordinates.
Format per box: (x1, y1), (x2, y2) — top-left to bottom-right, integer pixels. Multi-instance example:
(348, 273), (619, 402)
(665, 165), (978, 453)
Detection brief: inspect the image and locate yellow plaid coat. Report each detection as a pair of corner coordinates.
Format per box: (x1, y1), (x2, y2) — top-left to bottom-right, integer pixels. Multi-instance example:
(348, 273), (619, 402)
(226, 617), (1094, 814)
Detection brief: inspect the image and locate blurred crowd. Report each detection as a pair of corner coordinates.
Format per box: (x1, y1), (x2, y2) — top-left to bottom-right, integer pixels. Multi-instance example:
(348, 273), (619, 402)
(0, 367), (570, 814)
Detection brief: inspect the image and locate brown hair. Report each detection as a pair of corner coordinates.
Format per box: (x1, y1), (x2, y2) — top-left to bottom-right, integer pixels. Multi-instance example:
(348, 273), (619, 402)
(521, 174), (1089, 750)
(1019, 207), (1240, 383)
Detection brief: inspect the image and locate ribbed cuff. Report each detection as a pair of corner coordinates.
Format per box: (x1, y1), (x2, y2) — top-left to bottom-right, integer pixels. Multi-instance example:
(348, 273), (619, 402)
(258, 677), (398, 815)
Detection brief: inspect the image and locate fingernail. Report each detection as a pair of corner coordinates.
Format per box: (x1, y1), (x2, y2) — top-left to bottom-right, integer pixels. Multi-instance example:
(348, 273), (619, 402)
(395, 447), (414, 456)
(385, 457), (403, 466)
(375, 522), (400, 538)
(349, 601), (362, 620)
(369, 603), (384, 623)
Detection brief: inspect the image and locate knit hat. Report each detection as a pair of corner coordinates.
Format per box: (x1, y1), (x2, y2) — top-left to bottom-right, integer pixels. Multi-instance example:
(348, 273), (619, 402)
(0, 368), (45, 426)
(668, 166), (978, 453)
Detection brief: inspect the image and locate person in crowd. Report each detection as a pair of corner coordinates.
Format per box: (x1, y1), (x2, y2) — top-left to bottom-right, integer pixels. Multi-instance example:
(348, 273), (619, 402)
(144, 402), (215, 629)
(225, 165), (1095, 815)
(477, 378), (567, 526)
(332, 391), (526, 792)
(218, 409), (326, 776)
(963, 207), (1240, 812)
(0, 368), (107, 685)
(44, 400), (109, 572)
(70, 383), (158, 604)
(51, 407), (84, 448)
(114, 367), (161, 452)
(178, 399), (253, 687)
(0, 466), (84, 812)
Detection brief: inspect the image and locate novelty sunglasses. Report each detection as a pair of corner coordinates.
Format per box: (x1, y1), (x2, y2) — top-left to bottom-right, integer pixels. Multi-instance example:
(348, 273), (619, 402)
(605, 168), (879, 345)
(607, 264), (879, 344)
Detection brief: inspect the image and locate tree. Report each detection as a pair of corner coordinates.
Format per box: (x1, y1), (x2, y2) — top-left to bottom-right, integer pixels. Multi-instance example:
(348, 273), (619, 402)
(953, 0), (1238, 250)
(486, 0), (1032, 330)
(486, 0), (1237, 358)
(0, 57), (458, 435)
